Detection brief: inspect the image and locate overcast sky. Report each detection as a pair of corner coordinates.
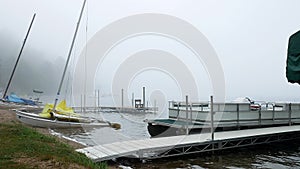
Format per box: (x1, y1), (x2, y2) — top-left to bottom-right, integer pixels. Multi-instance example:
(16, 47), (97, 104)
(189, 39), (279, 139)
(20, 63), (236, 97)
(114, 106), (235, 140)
(1, 0), (300, 106)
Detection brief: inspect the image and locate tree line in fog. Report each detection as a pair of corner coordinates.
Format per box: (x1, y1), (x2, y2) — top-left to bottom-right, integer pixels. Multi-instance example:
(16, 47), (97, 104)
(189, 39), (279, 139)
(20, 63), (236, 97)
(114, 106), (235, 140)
(0, 32), (69, 97)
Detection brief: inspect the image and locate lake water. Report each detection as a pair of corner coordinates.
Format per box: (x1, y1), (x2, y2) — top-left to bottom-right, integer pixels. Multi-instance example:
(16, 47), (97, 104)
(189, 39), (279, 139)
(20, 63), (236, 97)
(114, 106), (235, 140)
(54, 110), (300, 169)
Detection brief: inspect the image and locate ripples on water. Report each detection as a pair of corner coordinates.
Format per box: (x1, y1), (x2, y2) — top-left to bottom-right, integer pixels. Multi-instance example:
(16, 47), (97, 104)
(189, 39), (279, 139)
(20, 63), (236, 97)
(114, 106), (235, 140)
(132, 142), (300, 169)
(54, 110), (300, 169)
(54, 110), (157, 145)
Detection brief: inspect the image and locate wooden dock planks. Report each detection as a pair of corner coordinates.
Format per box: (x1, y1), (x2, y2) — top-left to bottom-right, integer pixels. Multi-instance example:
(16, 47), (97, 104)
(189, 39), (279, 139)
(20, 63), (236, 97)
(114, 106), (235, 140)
(77, 125), (300, 162)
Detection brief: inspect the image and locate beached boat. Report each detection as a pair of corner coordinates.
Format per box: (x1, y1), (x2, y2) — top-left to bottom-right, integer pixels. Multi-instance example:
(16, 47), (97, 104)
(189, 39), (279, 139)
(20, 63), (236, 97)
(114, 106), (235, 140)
(15, 0), (111, 129)
(147, 98), (300, 137)
(15, 100), (110, 128)
(15, 109), (109, 128)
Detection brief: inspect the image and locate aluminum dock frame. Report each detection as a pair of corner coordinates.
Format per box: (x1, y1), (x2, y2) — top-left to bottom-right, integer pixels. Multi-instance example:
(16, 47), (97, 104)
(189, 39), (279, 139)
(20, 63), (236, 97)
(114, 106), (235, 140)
(76, 125), (300, 162)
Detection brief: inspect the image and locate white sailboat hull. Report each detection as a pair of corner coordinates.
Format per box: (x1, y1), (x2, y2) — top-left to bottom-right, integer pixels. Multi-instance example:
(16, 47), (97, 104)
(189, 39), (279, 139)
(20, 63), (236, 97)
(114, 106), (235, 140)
(15, 110), (110, 129)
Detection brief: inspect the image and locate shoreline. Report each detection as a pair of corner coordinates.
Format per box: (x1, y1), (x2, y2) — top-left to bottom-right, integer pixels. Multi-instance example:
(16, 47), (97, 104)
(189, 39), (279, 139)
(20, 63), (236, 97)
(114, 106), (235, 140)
(0, 104), (118, 169)
(0, 104), (86, 149)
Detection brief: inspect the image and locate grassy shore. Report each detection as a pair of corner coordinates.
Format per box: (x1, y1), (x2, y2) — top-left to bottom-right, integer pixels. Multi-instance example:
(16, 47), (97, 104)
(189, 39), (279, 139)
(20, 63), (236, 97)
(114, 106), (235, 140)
(0, 107), (109, 169)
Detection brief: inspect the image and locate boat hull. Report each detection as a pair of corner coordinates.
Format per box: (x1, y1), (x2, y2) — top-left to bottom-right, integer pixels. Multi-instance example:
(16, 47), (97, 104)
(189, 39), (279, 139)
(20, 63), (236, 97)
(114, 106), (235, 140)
(15, 110), (110, 129)
(147, 122), (205, 137)
(147, 119), (299, 137)
(147, 123), (174, 137)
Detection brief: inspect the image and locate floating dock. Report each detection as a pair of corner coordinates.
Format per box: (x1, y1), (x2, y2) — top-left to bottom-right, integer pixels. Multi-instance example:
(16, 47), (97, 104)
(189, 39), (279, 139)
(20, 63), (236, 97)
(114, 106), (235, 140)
(76, 125), (300, 162)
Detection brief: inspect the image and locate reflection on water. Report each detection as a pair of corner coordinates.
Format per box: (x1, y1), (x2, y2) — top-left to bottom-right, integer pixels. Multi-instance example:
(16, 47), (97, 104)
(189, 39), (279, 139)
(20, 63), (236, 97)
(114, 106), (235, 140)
(54, 110), (300, 168)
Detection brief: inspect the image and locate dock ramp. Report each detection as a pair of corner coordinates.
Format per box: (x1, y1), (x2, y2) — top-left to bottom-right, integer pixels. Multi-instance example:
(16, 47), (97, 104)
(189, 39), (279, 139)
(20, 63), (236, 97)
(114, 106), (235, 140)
(77, 125), (300, 162)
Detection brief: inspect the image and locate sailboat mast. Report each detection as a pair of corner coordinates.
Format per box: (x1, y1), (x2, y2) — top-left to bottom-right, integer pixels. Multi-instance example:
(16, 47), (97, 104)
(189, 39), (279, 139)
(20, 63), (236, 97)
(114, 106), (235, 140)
(53, 0), (87, 110)
(2, 13), (36, 99)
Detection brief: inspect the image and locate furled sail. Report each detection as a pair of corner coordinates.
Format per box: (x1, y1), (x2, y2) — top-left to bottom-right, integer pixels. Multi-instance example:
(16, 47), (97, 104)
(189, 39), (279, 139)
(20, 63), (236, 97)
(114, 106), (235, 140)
(40, 100), (79, 118)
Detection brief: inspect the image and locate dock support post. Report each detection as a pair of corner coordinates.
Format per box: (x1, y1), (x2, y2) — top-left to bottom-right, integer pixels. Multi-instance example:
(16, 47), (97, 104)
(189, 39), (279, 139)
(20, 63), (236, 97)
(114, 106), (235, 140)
(186, 95), (189, 135)
(80, 94), (83, 113)
(259, 107), (261, 126)
(237, 104), (240, 130)
(121, 89), (124, 111)
(84, 93), (86, 113)
(94, 90), (97, 112)
(177, 102), (180, 118)
(272, 105), (275, 122)
(143, 87), (146, 112)
(97, 90), (100, 110)
(132, 93), (134, 108)
(190, 104), (193, 123)
(210, 96), (214, 141)
(289, 103), (292, 126)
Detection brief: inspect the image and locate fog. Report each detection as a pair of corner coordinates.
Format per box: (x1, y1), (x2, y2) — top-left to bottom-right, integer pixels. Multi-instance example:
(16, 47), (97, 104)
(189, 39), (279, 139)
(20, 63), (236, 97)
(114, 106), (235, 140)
(1, 0), (300, 106)
(0, 32), (65, 96)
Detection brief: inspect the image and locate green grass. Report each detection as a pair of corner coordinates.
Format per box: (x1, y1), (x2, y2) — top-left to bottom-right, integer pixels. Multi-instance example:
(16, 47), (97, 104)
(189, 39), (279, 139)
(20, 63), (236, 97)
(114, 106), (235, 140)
(0, 122), (107, 169)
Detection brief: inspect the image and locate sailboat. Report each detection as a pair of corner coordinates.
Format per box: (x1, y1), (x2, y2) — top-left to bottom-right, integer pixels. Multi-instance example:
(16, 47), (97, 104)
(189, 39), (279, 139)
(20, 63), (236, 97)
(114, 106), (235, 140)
(1, 14), (38, 106)
(15, 101), (109, 128)
(15, 0), (110, 128)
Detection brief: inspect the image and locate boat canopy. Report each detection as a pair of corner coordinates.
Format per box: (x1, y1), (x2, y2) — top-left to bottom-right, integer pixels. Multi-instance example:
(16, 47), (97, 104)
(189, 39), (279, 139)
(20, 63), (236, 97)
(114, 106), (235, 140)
(286, 30), (300, 84)
(5, 93), (36, 105)
(40, 100), (79, 118)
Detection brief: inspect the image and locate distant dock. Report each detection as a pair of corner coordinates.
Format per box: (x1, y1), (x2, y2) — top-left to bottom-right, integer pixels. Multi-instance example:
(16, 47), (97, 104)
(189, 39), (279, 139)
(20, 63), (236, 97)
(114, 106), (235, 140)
(72, 106), (158, 113)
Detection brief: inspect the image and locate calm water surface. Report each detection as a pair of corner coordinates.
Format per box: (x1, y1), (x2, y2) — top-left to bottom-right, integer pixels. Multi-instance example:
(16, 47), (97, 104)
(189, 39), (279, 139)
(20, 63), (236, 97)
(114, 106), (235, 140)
(54, 110), (300, 169)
